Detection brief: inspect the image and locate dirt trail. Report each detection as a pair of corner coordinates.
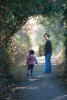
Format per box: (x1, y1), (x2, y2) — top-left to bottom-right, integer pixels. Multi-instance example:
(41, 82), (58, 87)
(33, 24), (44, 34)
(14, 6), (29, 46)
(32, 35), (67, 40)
(9, 56), (67, 100)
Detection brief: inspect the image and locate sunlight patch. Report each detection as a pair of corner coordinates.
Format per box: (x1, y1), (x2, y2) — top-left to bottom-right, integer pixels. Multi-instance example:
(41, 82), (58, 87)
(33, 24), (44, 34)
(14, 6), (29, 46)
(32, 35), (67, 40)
(29, 78), (38, 81)
(53, 95), (67, 100)
(12, 86), (39, 91)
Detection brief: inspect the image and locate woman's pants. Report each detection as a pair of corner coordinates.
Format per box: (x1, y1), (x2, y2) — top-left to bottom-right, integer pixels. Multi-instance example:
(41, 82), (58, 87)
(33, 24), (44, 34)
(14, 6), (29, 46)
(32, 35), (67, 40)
(45, 53), (52, 73)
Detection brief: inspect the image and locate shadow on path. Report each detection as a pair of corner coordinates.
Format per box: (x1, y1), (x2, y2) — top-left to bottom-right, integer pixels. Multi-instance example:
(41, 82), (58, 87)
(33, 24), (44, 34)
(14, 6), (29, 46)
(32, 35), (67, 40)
(8, 56), (67, 100)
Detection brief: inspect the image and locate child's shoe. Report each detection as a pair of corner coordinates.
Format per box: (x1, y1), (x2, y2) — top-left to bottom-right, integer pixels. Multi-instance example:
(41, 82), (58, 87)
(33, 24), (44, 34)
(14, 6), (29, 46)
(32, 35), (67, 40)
(27, 73), (29, 76)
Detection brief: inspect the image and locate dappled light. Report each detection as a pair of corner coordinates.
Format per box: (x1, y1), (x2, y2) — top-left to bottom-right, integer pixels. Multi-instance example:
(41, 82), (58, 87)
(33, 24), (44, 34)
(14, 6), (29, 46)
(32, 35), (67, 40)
(53, 95), (67, 100)
(29, 78), (39, 82)
(8, 29), (30, 66)
(9, 15), (65, 78)
(12, 86), (39, 91)
(0, 0), (67, 99)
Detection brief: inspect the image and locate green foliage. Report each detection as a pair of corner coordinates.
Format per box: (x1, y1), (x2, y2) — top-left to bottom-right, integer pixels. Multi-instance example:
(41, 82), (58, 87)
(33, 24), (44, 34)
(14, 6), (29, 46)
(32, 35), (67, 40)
(0, 0), (67, 98)
(39, 44), (45, 56)
(63, 32), (67, 65)
(0, 0), (67, 82)
(8, 32), (30, 65)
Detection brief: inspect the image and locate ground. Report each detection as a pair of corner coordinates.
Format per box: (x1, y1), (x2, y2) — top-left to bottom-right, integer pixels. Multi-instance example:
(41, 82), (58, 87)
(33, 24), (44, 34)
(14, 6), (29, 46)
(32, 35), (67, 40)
(6, 56), (67, 100)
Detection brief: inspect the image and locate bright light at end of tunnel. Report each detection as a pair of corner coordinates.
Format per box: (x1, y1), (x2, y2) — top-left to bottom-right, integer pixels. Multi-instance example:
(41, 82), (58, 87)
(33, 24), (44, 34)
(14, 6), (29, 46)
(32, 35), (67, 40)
(32, 45), (39, 52)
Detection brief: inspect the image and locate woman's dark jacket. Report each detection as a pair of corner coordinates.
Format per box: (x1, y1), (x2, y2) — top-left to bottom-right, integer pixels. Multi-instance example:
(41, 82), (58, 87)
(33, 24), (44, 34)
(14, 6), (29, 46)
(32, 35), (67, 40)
(45, 40), (52, 56)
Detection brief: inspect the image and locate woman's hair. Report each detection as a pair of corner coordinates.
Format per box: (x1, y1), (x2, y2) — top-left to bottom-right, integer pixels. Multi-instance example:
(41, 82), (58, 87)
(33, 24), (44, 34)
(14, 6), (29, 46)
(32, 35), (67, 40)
(44, 33), (50, 38)
(29, 50), (34, 55)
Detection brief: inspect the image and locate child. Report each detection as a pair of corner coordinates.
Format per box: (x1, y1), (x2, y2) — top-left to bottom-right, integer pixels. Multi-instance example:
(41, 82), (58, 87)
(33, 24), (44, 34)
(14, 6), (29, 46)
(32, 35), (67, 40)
(26, 50), (38, 76)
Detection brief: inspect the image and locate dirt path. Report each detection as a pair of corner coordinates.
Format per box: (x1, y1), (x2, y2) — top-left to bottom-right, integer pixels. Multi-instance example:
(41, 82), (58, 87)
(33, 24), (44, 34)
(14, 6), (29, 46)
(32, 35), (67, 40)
(10, 56), (67, 100)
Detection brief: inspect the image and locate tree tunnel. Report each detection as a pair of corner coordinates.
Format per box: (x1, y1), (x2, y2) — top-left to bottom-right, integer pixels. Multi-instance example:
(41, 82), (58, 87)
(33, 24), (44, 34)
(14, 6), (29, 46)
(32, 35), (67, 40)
(0, 0), (67, 78)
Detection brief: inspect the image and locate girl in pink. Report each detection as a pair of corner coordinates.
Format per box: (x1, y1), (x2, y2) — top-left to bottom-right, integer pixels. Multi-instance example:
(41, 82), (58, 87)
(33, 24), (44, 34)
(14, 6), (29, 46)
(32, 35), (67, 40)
(26, 50), (38, 76)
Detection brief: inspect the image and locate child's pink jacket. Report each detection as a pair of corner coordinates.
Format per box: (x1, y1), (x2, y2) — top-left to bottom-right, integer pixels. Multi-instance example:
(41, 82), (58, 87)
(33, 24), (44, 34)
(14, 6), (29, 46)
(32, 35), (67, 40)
(26, 55), (38, 65)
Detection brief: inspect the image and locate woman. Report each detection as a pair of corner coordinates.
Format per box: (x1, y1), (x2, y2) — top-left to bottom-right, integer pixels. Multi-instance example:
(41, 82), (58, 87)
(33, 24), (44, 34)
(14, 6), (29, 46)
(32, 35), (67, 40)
(44, 33), (52, 73)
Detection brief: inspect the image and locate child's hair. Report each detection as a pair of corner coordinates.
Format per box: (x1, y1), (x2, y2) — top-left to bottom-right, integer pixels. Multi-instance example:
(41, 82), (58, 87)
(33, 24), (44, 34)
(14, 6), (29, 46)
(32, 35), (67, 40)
(29, 50), (34, 55)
